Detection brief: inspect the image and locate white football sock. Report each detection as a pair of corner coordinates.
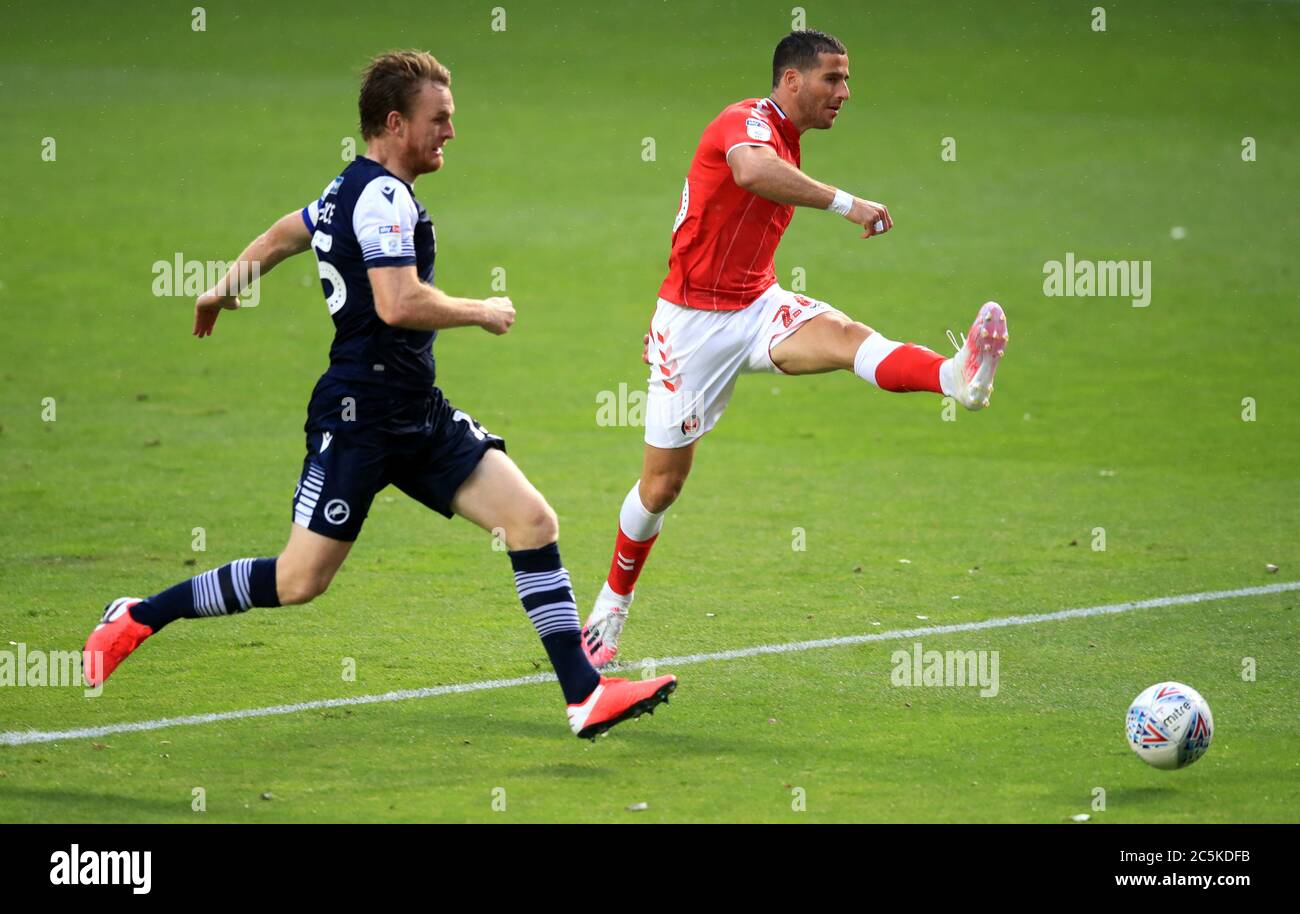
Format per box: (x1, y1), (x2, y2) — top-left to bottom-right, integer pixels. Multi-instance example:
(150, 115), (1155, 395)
(852, 332), (902, 387)
(598, 580), (632, 608)
(938, 358), (957, 397)
(619, 480), (665, 541)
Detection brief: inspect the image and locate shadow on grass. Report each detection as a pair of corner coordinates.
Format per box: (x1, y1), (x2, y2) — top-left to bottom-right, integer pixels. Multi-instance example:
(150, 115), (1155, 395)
(420, 709), (757, 757)
(0, 783), (189, 822)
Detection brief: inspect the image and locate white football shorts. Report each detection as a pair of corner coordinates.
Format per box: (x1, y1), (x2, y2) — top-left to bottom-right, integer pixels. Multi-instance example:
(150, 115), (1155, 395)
(643, 284), (842, 449)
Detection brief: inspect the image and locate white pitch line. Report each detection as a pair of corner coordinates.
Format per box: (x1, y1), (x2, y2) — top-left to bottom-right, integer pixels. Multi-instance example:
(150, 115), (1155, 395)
(2, 581), (1296, 747)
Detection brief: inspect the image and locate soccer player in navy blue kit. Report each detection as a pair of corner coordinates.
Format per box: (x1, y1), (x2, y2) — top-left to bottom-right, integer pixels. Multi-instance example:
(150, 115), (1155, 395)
(83, 51), (675, 739)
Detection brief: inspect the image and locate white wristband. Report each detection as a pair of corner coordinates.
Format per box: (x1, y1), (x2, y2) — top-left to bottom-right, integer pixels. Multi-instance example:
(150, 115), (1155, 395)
(827, 188), (854, 216)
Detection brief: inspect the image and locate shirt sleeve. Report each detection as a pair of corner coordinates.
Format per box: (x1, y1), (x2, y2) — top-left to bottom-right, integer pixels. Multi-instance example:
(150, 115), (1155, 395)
(301, 199), (319, 233)
(717, 106), (778, 159)
(300, 179), (337, 233)
(352, 177), (417, 267)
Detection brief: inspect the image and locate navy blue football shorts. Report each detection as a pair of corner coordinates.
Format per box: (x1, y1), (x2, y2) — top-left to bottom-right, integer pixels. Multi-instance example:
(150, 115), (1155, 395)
(291, 381), (504, 542)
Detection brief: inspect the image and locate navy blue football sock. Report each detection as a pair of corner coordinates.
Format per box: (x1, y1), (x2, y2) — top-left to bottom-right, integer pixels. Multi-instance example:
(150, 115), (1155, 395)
(509, 543), (600, 704)
(129, 558), (280, 631)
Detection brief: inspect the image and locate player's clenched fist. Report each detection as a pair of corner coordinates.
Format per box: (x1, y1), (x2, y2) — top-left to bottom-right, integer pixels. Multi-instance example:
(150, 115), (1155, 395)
(846, 197), (893, 238)
(480, 296), (516, 335)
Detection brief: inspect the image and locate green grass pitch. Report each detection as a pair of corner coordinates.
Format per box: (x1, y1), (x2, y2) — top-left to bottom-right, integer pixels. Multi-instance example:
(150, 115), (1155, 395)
(1, 0), (1297, 822)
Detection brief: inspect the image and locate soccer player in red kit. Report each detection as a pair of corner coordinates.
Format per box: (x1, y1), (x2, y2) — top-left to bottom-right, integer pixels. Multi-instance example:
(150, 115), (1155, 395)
(583, 30), (1009, 666)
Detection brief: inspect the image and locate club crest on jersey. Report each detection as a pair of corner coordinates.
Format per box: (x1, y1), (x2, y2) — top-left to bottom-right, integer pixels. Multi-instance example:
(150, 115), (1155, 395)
(744, 117), (772, 142)
(681, 414), (701, 436)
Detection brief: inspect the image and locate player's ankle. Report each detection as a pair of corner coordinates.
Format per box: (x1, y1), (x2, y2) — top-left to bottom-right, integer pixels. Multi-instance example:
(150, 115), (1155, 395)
(939, 357), (957, 397)
(599, 581), (633, 609)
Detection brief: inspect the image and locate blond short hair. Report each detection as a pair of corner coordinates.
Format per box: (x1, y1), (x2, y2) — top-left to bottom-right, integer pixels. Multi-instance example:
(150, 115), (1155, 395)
(358, 50), (451, 140)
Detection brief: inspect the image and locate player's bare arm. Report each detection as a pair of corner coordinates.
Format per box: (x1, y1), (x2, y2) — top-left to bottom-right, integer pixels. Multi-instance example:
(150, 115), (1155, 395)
(368, 265), (515, 334)
(727, 144), (892, 237)
(193, 210), (312, 337)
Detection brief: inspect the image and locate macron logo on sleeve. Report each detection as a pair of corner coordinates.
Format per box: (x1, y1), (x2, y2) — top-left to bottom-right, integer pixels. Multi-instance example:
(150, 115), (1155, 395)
(381, 186), (396, 203)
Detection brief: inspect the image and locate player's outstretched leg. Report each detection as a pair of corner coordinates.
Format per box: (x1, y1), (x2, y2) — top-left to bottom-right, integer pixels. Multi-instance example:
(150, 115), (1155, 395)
(450, 449), (677, 738)
(850, 302), (1008, 409)
(771, 300), (1009, 410)
(583, 442), (692, 667)
(84, 526), (351, 686)
(84, 559), (280, 687)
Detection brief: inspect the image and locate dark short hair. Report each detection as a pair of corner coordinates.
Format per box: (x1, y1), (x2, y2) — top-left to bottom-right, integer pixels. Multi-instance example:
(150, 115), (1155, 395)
(771, 29), (847, 88)
(358, 50), (451, 140)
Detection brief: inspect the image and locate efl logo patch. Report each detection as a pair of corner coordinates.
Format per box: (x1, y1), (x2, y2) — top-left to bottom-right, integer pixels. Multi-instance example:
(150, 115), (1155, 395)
(745, 117), (772, 142)
(378, 224), (404, 256)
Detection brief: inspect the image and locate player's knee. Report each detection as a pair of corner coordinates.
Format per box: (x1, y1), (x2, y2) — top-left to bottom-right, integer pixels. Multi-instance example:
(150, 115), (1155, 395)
(277, 565), (332, 606)
(848, 319), (874, 340)
(641, 473), (685, 513)
(838, 318), (873, 354)
(510, 500), (559, 550)
(833, 319), (874, 370)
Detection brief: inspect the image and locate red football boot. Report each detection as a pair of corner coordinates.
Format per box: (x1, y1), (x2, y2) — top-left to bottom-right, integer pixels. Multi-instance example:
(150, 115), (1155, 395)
(83, 598), (153, 687)
(566, 674), (677, 740)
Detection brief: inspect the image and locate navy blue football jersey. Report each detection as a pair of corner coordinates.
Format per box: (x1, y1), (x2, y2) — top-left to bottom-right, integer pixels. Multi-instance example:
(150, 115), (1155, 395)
(301, 156), (438, 391)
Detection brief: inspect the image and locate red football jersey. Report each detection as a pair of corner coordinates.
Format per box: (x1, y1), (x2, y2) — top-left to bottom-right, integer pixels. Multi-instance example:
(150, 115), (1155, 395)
(659, 97), (802, 311)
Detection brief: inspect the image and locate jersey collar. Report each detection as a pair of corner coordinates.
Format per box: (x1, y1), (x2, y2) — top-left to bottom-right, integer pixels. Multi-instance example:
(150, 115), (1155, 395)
(356, 155), (415, 192)
(760, 96), (801, 144)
